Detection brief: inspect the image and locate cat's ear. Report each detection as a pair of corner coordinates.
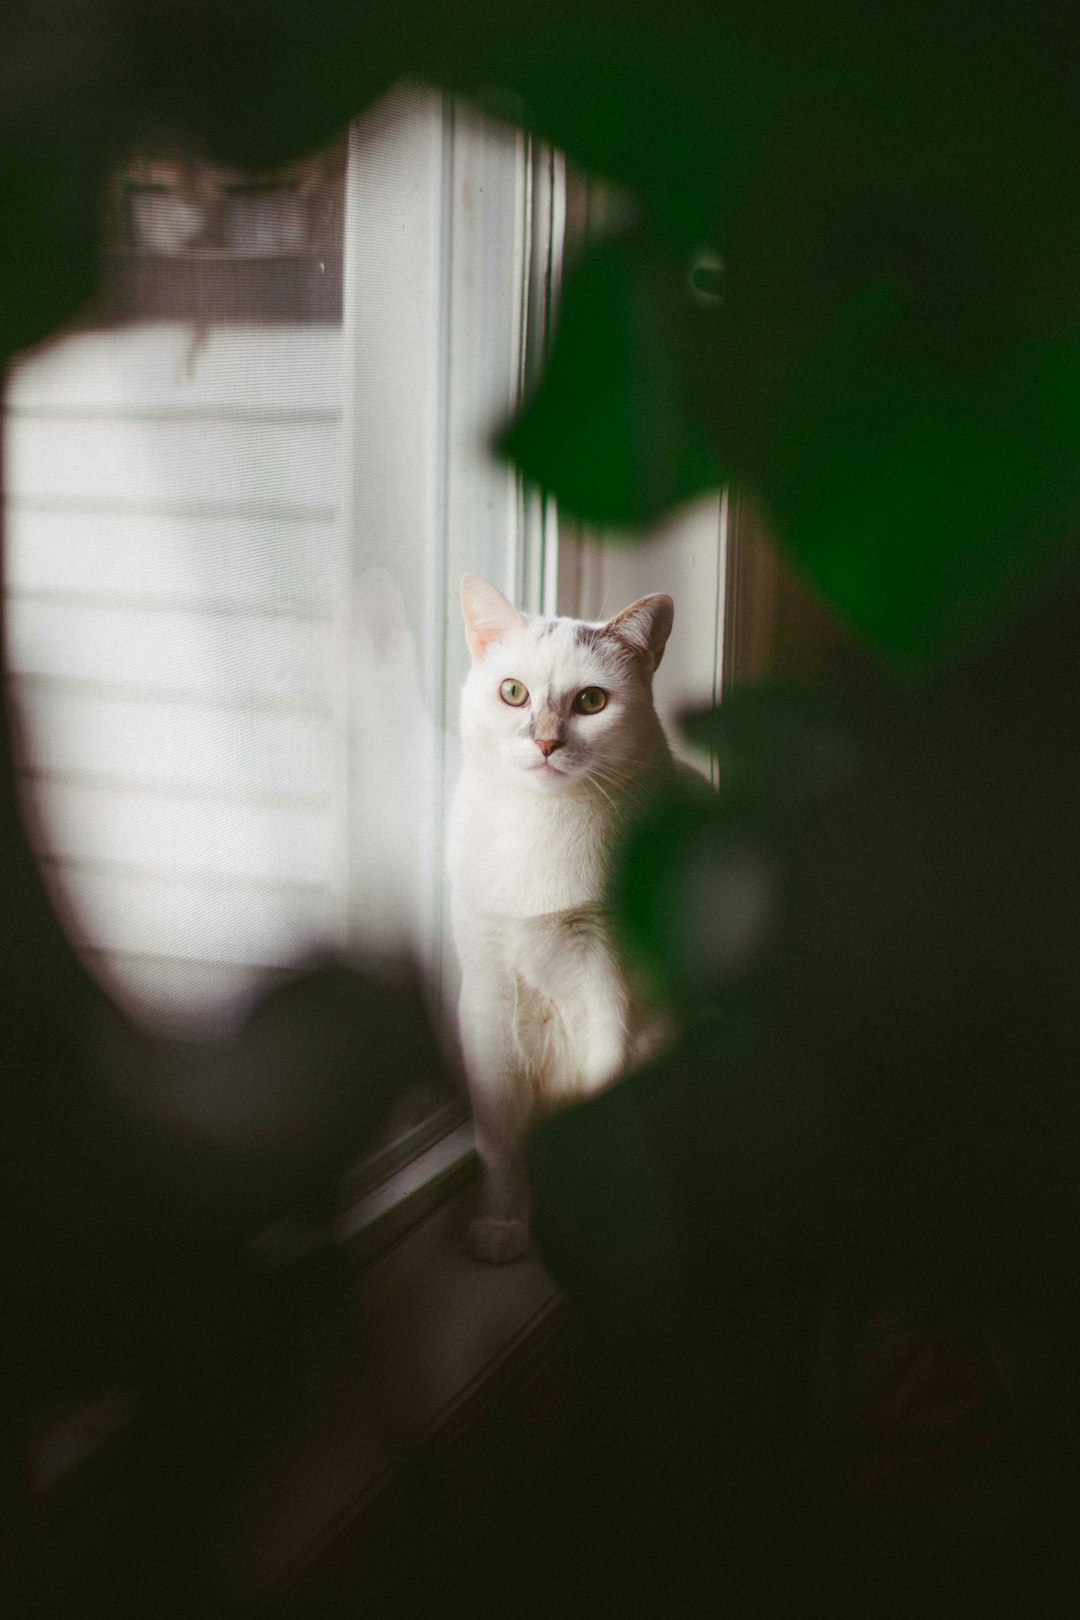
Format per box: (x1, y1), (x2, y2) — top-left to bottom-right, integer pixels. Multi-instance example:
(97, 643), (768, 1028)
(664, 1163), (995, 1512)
(604, 594), (674, 673)
(461, 574), (522, 660)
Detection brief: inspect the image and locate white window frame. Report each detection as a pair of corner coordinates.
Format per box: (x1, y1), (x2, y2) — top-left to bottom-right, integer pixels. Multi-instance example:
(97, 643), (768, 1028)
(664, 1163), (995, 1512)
(336, 90), (563, 985)
(334, 90), (566, 1239)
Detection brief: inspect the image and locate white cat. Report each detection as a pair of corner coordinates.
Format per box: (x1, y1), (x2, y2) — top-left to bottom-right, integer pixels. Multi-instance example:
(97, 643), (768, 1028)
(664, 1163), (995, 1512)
(448, 574), (678, 1263)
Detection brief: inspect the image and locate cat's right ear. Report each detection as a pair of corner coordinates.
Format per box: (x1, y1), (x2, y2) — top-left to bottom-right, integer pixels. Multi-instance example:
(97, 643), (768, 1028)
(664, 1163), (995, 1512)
(461, 574), (522, 660)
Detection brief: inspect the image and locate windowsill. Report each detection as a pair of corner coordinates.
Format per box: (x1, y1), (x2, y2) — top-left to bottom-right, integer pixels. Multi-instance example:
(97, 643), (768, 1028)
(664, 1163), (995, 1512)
(336, 1108), (475, 1264)
(239, 1171), (564, 1601)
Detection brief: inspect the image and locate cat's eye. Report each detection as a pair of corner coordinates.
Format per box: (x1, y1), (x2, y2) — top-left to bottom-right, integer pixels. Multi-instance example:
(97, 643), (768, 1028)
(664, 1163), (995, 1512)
(573, 686), (608, 714)
(499, 678), (529, 707)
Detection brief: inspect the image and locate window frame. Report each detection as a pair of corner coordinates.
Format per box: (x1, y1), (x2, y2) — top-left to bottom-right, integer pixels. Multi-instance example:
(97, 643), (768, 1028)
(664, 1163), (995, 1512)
(332, 90), (566, 1232)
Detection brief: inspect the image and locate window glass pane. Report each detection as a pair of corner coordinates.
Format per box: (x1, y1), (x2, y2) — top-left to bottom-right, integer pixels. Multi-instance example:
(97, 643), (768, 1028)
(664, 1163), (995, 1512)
(3, 93), (569, 1184)
(4, 92), (538, 1000)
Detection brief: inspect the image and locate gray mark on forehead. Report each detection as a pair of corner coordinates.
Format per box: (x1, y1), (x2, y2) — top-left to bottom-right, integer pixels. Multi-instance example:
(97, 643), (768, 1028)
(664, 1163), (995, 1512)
(574, 620), (638, 673)
(572, 623), (605, 650)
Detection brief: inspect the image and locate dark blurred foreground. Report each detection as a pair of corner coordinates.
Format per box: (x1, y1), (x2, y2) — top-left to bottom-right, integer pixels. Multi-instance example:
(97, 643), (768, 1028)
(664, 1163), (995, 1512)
(4, 3), (1080, 1614)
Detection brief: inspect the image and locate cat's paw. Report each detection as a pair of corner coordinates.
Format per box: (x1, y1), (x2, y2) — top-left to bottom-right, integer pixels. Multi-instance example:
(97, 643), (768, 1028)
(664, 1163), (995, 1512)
(468, 1216), (529, 1264)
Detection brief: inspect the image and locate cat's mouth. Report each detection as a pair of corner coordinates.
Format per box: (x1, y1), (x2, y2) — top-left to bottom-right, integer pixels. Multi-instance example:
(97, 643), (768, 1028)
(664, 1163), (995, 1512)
(525, 756), (570, 780)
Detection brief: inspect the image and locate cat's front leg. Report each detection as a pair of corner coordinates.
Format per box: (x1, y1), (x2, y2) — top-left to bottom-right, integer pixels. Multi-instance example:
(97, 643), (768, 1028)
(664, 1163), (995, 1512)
(457, 959), (531, 1264)
(470, 1152), (531, 1264)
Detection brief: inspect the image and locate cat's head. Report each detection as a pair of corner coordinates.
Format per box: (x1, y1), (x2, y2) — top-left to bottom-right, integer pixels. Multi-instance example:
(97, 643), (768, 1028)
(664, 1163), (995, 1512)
(459, 574), (674, 792)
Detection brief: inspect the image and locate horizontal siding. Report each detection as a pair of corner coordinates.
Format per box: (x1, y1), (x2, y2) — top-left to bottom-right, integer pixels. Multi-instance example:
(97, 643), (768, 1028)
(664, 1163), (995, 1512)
(6, 325), (344, 414)
(27, 780), (332, 886)
(8, 688), (332, 798)
(7, 601), (334, 701)
(5, 323), (347, 1026)
(6, 508), (338, 610)
(5, 417), (340, 511)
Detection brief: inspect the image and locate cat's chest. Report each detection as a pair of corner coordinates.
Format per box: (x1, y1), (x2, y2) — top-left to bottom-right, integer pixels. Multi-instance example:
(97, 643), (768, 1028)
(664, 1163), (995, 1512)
(453, 778), (611, 917)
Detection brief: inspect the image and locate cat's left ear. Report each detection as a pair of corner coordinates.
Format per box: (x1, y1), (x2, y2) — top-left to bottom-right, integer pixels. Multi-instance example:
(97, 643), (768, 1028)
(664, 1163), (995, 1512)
(461, 573), (523, 660)
(604, 594), (674, 673)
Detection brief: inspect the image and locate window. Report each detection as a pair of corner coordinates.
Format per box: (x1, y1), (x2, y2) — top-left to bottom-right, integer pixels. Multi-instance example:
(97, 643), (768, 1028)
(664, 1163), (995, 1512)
(4, 85), (747, 1205)
(4, 89), (532, 1013)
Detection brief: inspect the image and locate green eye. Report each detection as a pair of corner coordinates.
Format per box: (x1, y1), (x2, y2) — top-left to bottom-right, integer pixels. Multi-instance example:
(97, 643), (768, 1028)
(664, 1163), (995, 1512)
(499, 679), (529, 707)
(574, 686), (608, 715)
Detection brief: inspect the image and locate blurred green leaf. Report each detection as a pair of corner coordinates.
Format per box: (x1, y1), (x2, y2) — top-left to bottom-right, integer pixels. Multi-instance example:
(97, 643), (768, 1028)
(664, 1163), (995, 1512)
(680, 685), (860, 807)
(528, 1056), (694, 1346)
(764, 306), (1080, 675)
(610, 687), (863, 1014)
(611, 779), (726, 1008)
(497, 230), (727, 527)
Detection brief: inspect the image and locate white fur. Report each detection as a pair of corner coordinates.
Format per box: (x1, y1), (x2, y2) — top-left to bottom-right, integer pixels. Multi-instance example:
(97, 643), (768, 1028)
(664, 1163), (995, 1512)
(448, 575), (676, 1262)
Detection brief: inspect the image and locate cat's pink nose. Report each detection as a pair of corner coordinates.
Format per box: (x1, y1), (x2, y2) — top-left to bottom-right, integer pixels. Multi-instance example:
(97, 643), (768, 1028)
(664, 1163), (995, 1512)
(536, 738), (564, 757)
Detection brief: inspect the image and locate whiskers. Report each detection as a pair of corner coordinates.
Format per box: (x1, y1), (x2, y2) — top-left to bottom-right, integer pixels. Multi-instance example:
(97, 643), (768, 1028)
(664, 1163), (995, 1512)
(581, 766), (619, 811)
(579, 755), (651, 813)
